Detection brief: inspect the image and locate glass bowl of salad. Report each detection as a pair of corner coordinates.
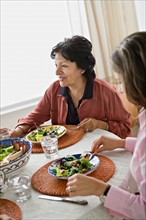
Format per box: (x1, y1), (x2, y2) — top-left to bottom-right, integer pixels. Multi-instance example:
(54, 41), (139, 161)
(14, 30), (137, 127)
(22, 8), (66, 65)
(48, 154), (100, 179)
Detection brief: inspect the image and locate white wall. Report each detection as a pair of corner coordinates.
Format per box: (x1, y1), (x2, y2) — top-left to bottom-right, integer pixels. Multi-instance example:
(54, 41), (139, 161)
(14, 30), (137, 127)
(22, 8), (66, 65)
(1, 106), (35, 129)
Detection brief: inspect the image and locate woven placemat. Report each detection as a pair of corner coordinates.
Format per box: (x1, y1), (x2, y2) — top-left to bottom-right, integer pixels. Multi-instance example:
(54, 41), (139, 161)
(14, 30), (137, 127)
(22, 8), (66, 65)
(31, 155), (115, 196)
(0, 199), (22, 220)
(31, 125), (84, 153)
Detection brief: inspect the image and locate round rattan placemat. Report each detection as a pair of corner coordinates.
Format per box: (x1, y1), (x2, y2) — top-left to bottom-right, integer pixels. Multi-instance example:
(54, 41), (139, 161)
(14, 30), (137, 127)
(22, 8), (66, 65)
(30, 125), (84, 153)
(0, 199), (22, 220)
(31, 155), (115, 196)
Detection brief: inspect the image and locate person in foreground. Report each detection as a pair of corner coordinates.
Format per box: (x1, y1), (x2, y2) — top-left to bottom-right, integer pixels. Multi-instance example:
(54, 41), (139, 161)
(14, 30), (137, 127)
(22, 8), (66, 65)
(66, 32), (146, 220)
(10, 35), (131, 138)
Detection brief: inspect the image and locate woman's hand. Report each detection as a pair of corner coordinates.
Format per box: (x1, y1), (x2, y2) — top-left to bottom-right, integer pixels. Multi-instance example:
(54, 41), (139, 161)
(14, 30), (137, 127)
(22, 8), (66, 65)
(77, 118), (108, 132)
(66, 174), (108, 197)
(8, 130), (21, 138)
(9, 125), (30, 138)
(91, 135), (125, 154)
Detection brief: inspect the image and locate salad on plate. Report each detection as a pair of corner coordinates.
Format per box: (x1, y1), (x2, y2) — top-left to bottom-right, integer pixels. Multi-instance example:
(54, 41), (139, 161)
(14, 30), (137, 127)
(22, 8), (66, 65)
(26, 125), (67, 142)
(48, 153), (100, 179)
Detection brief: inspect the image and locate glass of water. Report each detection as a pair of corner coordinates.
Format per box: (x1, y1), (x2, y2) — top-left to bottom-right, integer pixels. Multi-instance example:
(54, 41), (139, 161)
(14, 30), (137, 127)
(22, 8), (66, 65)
(0, 171), (5, 193)
(40, 134), (59, 160)
(7, 173), (31, 203)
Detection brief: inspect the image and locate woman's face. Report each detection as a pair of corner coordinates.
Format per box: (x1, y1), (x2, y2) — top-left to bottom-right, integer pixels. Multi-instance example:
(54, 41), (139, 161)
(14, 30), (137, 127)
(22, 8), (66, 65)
(55, 53), (84, 88)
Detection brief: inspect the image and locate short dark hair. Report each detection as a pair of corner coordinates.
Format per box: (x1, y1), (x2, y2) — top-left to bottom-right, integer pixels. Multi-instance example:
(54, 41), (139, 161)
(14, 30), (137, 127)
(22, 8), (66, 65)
(50, 35), (96, 80)
(112, 31), (146, 108)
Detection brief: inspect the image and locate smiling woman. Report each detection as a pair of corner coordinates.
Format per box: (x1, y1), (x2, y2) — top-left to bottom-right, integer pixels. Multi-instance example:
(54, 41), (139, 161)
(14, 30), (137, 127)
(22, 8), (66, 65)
(7, 35), (132, 139)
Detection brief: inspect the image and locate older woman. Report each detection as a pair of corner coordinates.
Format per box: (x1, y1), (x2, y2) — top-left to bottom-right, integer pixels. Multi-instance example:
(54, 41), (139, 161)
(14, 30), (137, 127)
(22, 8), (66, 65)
(10, 35), (131, 138)
(66, 32), (146, 220)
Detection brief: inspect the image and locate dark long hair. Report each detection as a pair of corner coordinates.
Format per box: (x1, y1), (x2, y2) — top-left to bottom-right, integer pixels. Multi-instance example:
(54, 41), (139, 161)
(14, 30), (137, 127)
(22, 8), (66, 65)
(50, 35), (96, 80)
(112, 31), (146, 108)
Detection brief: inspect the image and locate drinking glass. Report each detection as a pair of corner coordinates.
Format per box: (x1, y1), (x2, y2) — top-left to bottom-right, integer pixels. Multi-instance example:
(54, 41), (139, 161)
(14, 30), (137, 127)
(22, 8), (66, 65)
(0, 171), (5, 193)
(40, 134), (59, 159)
(7, 173), (31, 203)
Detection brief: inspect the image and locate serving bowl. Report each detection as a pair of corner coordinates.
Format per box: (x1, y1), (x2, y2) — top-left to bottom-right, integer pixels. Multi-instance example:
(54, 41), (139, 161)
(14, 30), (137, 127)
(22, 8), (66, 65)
(0, 138), (32, 178)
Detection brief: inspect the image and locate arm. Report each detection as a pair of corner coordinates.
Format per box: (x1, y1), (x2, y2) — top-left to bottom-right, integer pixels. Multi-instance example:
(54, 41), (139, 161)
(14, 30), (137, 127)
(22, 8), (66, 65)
(105, 184), (146, 220)
(17, 89), (51, 127)
(66, 174), (145, 220)
(77, 118), (109, 132)
(104, 90), (132, 138)
(78, 80), (132, 138)
(99, 126), (146, 219)
(9, 82), (57, 138)
(67, 141), (146, 220)
(9, 91), (51, 138)
(91, 135), (125, 154)
(125, 137), (137, 153)
(77, 97), (131, 137)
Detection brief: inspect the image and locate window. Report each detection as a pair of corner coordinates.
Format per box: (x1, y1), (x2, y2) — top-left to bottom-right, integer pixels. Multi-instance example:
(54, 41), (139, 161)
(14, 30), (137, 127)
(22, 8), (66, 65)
(1, 0), (144, 112)
(1, 1), (74, 110)
(134, 0), (146, 31)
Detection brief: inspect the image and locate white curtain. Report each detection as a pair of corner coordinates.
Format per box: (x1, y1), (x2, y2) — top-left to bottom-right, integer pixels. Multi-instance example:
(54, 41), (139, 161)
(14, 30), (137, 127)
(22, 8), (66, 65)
(68, 0), (139, 82)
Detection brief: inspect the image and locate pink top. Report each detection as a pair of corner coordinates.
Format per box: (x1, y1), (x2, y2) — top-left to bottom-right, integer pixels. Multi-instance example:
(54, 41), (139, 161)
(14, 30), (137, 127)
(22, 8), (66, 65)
(17, 79), (131, 138)
(105, 108), (146, 220)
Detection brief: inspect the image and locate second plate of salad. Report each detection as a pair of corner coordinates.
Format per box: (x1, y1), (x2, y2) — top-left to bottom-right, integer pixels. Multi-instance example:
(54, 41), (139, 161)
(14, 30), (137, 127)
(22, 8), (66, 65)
(48, 154), (100, 179)
(26, 125), (67, 143)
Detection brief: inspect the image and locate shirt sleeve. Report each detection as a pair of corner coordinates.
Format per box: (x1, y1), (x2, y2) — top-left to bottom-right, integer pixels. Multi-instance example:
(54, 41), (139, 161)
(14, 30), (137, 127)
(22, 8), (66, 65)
(103, 87), (132, 138)
(104, 127), (146, 219)
(16, 83), (55, 129)
(104, 186), (146, 220)
(125, 137), (137, 153)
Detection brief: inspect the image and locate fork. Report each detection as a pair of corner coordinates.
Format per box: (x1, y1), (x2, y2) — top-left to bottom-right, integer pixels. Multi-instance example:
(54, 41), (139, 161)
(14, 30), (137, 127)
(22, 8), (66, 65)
(80, 151), (93, 161)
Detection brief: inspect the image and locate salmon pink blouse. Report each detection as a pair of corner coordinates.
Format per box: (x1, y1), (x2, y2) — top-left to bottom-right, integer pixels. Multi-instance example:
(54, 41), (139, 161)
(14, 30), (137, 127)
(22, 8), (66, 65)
(17, 79), (131, 138)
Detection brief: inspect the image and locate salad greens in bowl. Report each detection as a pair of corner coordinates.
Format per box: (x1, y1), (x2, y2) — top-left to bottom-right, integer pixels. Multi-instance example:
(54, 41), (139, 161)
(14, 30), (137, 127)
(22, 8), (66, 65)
(0, 138), (32, 178)
(48, 154), (100, 179)
(26, 125), (67, 143)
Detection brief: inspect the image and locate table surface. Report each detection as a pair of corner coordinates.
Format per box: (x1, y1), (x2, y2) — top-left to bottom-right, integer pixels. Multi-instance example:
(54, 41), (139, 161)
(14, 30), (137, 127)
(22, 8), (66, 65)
(1, 128), (132, 220)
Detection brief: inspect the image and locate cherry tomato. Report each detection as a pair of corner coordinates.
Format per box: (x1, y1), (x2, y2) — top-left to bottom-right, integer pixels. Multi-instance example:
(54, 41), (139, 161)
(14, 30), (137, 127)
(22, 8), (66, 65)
(61, 169), (65, 174)
(82, 169), (87, 173)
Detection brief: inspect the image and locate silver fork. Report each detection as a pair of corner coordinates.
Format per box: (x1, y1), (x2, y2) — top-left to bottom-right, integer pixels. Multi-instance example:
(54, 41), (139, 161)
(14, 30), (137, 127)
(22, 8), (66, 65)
(80, 151), (93, 160)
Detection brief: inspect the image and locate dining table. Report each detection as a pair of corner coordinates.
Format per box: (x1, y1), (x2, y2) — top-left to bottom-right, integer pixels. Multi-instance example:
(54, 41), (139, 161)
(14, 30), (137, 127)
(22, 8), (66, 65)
(1, 128), (132, 220)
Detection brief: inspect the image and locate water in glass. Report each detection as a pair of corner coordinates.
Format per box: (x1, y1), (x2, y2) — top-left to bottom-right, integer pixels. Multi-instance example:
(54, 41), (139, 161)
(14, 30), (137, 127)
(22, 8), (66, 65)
(8, 173), (31, 202)
(41, 135), (59, 159)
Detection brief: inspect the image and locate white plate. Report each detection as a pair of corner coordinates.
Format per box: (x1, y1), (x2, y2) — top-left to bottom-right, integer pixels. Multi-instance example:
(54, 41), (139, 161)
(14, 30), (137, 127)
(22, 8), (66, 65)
(25, 125), (67, 143)
(48, 153), (100, 179)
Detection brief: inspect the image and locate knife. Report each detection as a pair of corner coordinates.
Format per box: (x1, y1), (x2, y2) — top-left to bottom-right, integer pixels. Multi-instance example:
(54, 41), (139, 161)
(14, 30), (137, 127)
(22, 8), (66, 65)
(38, 195), (88, 205)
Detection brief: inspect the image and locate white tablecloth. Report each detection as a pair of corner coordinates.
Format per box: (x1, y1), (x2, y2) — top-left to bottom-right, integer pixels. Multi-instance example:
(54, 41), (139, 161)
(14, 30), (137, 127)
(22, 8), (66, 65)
(1, 129), (132, 220)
